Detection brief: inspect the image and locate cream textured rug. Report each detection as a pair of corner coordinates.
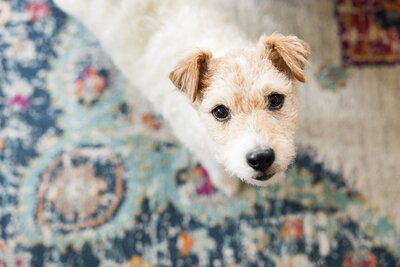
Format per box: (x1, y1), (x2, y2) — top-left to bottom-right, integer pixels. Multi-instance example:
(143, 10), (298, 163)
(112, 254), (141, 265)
(217, 0), (400, 225)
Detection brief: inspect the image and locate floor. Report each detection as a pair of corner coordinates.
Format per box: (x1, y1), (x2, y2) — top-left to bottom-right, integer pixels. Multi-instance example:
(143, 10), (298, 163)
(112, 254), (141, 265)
(0, 0), (399, 266)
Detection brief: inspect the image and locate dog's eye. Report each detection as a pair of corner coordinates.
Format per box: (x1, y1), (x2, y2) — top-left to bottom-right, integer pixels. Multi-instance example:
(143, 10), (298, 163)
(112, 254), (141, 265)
(212, 105), (230, 121)
(268, 94), (284, 110)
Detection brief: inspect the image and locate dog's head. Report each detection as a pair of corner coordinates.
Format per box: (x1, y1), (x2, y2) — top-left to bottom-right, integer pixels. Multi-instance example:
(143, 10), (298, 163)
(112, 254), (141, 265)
(169, 33), (310, 186)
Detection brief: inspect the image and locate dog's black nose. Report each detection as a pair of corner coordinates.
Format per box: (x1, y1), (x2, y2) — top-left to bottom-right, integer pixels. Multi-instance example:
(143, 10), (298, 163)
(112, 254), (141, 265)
(246, 148), (275, 172)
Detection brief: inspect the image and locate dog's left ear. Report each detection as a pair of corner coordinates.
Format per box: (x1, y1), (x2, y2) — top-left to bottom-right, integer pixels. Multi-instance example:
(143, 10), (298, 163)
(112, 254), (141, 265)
(169, 50), (213, 102)
(259, 33), (310, 83)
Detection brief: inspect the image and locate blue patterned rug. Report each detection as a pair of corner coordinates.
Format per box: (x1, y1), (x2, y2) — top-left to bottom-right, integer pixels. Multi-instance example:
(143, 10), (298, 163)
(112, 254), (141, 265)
(0, 1), (399, 266)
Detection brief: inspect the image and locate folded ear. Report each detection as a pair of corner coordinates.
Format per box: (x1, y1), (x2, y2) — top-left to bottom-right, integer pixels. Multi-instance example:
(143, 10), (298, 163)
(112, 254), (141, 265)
(259, 33), (310, 83)
(169, 50), (213, 102)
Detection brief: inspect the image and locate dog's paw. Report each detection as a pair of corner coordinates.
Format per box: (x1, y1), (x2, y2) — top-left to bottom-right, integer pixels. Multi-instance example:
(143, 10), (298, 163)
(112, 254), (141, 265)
(213, 175), (241, 197)
(219, 179), (240, 196)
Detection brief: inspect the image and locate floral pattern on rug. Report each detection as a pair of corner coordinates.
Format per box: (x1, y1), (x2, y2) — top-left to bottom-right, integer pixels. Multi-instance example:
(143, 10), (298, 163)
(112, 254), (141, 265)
(315, 64), (348, 91)
(0, 1), (399, 266)
(336, 0), (400, 66)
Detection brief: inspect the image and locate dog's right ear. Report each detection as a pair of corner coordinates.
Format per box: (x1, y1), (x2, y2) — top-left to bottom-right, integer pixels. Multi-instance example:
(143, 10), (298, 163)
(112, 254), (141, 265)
(169, 50), (212, 102)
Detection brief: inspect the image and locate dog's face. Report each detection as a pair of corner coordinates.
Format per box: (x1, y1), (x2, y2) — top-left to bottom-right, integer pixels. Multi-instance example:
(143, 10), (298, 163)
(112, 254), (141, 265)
(169, 33), (310, 186)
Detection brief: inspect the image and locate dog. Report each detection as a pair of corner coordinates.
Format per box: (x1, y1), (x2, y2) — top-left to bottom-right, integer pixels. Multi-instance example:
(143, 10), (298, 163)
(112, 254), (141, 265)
(54, 0), (310, 195)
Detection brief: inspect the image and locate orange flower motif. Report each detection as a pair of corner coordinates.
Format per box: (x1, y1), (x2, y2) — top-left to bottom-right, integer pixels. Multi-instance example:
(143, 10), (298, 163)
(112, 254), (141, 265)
(141, 114), (162, 131)
(280, 217), (304, 240)
(178, 232), (194, 256)
(121, 255), (153, 267)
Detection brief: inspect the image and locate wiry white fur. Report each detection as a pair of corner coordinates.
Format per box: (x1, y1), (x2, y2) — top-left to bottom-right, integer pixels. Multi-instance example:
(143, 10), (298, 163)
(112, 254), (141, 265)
(54, 0), (253, 194)
(215, 130), (264, 180)
(54, 0), (291, 195)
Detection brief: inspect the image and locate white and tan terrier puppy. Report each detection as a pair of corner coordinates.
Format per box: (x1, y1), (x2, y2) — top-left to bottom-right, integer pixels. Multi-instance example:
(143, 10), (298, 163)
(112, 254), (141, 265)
(55, 0), (310, 195)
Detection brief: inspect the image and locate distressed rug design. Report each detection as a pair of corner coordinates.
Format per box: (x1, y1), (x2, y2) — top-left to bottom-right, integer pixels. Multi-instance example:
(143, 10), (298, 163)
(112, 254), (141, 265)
(336, 0), (400, 65)
(0, 1), (399, 266)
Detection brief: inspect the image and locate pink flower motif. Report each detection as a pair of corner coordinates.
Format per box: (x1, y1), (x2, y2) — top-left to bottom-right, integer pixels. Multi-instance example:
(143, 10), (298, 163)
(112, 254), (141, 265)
(26, 3), (49, 21)
(8, 94), (30, 110)
(194, 165), (214, 195)
(16, 258), (28, 267)
(0, 240), (29, 267)
(75, 66), (108, 105)
(343, 251), (377, 267)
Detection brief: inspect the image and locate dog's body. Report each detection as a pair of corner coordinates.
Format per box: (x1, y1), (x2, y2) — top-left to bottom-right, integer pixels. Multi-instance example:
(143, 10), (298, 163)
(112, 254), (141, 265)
(55, 0), (310, 195)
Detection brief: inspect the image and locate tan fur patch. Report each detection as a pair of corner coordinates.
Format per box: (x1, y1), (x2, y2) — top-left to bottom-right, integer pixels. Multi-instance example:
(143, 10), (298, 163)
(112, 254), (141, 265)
(259, 33), (310, 83)
(169, 50), (213, 102)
